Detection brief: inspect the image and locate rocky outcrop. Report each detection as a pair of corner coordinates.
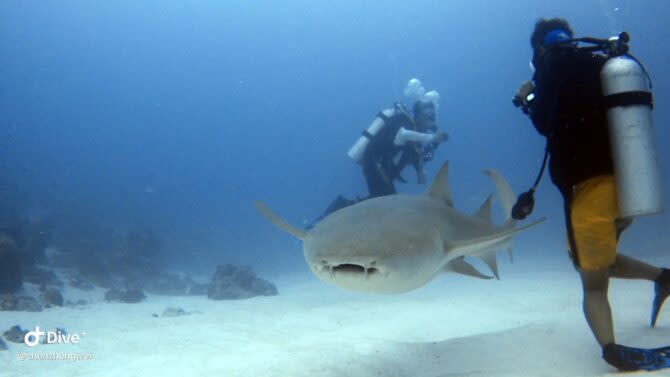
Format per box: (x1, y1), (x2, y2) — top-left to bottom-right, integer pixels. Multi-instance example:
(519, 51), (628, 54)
(207, 264), (278, 300)
(3, 326), (28, 344)
(0, 294), (42, 312)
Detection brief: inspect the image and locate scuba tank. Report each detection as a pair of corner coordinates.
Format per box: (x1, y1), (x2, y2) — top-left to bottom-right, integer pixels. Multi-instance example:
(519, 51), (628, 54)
(347, 107), (396, 163)
(600, 35), (663, 217)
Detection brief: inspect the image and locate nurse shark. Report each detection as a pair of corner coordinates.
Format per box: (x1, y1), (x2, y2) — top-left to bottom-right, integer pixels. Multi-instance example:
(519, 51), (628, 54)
(255, 161), (544, 294)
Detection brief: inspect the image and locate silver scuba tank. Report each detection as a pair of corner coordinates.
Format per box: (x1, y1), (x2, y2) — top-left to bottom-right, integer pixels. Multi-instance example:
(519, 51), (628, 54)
(347, 108), (395, 163)
(601, 54), (663, 217)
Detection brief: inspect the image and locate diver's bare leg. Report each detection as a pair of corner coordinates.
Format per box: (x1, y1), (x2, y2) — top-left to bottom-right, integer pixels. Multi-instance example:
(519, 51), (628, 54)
(579, 268), (615, 347)
(610, 254), (661, 281)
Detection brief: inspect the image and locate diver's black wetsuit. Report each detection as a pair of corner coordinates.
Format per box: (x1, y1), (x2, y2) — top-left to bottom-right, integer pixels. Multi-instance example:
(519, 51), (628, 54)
(529, 46), (614, 199)
(361, 111), (421, 198)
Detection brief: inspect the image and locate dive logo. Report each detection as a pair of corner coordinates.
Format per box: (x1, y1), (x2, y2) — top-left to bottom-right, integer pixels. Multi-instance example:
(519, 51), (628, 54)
(24, 327), (86, 347)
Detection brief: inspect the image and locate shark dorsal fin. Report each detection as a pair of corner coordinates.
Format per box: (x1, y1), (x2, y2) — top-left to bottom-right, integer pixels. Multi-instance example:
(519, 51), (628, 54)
(254, 201), (306, 240)
(427, 161), (454, 206)
(474, 194), (493, 224)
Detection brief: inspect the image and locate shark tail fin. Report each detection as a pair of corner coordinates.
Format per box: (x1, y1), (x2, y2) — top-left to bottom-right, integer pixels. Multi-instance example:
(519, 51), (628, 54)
(484, 169), (517, 263)
(482, 169), (520, 264)
(254, 201), (307, 240)
(482, 169), (517, 227)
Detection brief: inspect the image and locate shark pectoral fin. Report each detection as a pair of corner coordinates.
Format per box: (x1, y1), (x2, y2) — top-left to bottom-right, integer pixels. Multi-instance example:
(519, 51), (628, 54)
(445, 257), (493, 280)
(507, 248), (514, 263)
(444, 217), (546, 257)
(479, 252), (500, 280)
(254, 201), (307, 240)
(427, 161), (454, 207)
(474, 194), (493, 224)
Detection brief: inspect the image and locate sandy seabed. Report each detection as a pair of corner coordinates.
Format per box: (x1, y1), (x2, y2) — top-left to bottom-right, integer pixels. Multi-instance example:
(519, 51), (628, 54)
(2, 252), (670, 377)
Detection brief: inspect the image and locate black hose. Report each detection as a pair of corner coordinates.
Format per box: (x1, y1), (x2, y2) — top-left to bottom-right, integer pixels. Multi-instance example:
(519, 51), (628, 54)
(531, 143), (549, 190)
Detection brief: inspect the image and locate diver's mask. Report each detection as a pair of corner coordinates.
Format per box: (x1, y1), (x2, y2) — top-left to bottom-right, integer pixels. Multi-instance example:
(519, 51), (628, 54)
(542, 28), (574, 47)
(534, 28), (577, 63)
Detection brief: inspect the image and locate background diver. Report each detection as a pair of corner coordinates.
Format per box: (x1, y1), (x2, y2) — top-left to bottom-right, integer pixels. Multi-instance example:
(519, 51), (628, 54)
(309, 78), (449, 228)
(513, 18), (670, 372)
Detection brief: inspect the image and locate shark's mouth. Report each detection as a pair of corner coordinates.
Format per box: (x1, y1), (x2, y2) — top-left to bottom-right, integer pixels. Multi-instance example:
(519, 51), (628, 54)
(316, 262), (381, 279)
(333, 264), (380, 276)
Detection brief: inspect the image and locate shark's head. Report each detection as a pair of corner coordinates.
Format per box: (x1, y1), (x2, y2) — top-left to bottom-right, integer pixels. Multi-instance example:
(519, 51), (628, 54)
(302, 196), (447, 294)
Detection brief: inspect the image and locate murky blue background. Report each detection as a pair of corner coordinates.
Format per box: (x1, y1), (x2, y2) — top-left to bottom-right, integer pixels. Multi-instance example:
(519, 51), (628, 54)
(1, 0), (668, 277)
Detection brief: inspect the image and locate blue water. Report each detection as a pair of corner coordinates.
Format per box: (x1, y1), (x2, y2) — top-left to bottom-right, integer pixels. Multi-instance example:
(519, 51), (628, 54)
(1, 0), (669, 278)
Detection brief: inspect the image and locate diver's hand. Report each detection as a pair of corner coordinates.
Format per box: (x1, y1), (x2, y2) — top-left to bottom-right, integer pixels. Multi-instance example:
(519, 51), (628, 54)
(513, 80), (534, 108)
(431, 132), (448, 144)
(513, 80), (535, 115)
(516, 80), (534, 98)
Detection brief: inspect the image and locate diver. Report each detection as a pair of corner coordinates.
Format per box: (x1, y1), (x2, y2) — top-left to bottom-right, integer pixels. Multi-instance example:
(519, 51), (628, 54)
(308, 79), (448, 228)
(513, 18), (670, 371)
(354, 100), (447, 198)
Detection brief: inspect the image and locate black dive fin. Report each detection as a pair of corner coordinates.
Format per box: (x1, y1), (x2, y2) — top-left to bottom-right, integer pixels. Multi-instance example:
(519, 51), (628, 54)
(603, 343), (670, 371)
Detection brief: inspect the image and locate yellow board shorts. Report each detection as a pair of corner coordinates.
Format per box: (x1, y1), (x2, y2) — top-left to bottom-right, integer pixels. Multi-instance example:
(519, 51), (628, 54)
(568, 175), (621, 271)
